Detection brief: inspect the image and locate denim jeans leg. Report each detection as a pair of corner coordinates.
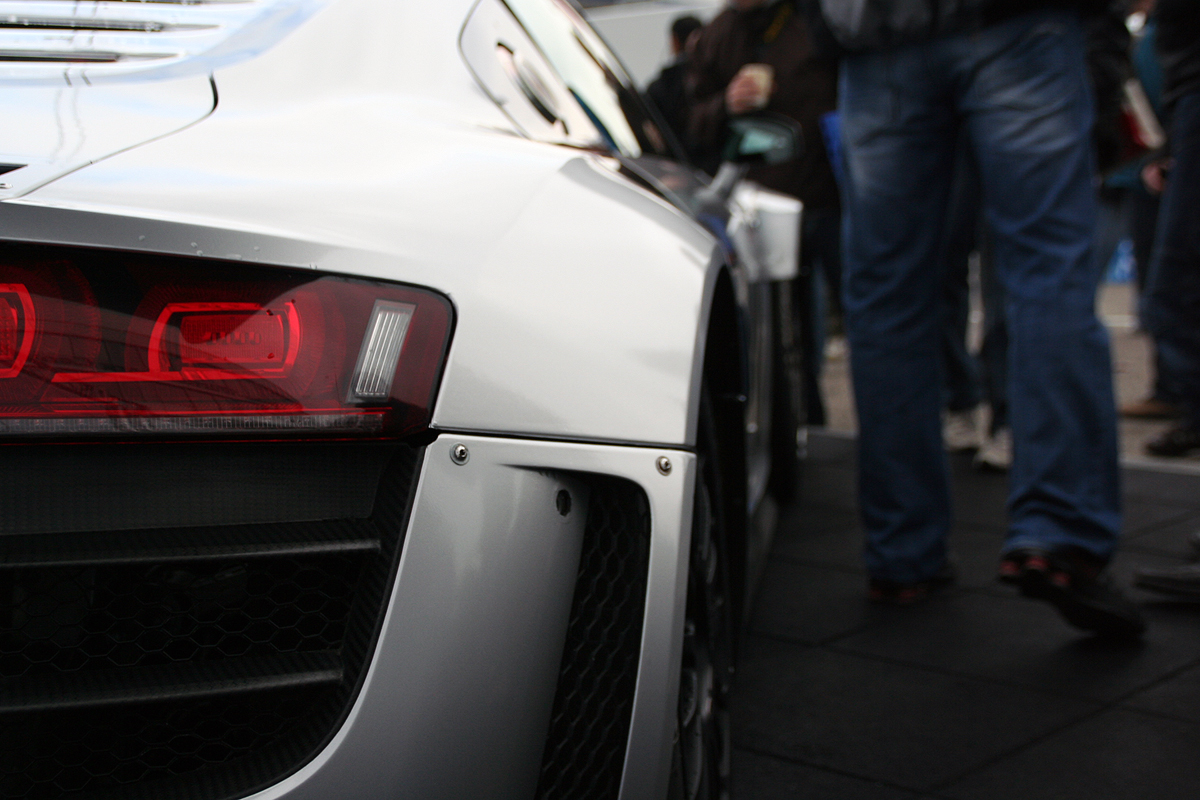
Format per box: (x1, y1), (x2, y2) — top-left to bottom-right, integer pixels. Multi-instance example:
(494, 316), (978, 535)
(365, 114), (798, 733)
(799, 208), (842, 427)
(959, 11), (1121, 560)
(942, 253), (981, 413)
(978, 233), (1009, 430)
(840, 51), (956, 584)
(941, 144), (983, 413)
(1145, 91), (1200, 426)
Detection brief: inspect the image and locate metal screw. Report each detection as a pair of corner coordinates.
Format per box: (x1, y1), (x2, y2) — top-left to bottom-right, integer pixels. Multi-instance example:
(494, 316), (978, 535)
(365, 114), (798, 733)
(656, 456), (672, 475)
(450, 443), (470, 465)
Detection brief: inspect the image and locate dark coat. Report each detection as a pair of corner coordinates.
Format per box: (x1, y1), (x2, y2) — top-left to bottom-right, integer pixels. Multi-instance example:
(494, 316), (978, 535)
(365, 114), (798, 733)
(686, 0), (840, 211)
(1086, 1), (1133, 174)
(645, 59), (691, 149)
(1157, 0), (1200, 111)
(818, 0), (1109, 51)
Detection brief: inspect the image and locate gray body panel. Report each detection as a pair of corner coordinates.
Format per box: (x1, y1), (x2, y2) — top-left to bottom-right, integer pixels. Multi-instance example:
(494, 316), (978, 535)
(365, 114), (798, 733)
(245, 436), (694, 800)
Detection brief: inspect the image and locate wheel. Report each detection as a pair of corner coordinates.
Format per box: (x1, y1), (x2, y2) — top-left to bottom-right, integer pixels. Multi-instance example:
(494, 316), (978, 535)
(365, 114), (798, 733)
(669, 387), (734, 800)
(769, 279), (806, 503)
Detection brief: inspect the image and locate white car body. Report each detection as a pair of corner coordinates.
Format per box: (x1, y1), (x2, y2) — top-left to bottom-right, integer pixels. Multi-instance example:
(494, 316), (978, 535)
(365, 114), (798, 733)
(0, 1), (799, 798)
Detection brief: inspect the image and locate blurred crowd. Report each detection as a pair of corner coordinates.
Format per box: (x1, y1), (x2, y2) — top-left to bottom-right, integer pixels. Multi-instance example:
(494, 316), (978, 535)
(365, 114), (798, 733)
(641, 0), (1200, 630)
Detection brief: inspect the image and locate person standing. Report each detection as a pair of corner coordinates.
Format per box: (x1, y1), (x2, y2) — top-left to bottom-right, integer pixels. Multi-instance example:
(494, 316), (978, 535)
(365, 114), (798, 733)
(1140, 0), (1200, 459)
(821, 0), (1145, 637)
(686, 0), (841, 426)
(644, 15), (705, 150)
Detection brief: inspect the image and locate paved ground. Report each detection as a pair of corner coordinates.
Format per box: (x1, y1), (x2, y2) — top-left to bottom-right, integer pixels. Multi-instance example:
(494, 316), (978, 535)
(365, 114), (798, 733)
(733, 288), (1200, 799)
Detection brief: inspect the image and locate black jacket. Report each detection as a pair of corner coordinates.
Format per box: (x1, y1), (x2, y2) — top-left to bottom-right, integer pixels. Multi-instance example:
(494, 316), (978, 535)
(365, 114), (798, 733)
(644, 59), (690, 148)
(1156, 0), (1200, 111)
(818, 0), (1107, 51)
(686, 0), (840, 210)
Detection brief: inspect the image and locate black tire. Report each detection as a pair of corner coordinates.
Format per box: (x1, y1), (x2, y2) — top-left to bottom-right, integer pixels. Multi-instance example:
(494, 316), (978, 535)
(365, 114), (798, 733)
(668, 387), (734, 800)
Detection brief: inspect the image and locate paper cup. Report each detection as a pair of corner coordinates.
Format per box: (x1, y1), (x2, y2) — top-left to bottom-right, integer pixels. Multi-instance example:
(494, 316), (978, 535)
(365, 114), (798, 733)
(740, 64), (774, 110)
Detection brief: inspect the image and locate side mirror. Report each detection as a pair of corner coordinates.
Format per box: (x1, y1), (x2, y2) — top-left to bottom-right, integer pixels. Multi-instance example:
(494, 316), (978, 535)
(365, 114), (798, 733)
(723, 113), (804, 165)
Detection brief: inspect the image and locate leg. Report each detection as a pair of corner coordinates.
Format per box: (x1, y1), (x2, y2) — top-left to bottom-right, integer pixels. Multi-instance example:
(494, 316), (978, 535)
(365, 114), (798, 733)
(797, 207), (844, 428)
(977, 230), (1009, 432)
(840, 48), (957, 585)
(1144, 92), (1200, 453)
(941, 143), (984, 417)
(960, 10), (1121, 561)
(1127, 183), (1186, 412)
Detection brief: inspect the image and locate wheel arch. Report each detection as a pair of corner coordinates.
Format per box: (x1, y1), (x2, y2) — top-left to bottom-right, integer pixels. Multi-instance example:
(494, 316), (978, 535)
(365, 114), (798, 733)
(693, 263), (749, 628)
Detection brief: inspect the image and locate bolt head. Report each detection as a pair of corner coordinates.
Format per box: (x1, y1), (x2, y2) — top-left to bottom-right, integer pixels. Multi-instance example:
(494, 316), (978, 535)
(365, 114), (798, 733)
(556, 489), (572, 516)
(656, 456), (672, 475)
(451, 443), (470, 465)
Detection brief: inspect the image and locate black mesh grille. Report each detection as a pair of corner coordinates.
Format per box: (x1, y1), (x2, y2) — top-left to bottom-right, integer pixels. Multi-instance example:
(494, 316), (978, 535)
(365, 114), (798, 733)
(0, 556), (358, 679)
(535, 476), (651, 800)
(0, 442), (421, 800)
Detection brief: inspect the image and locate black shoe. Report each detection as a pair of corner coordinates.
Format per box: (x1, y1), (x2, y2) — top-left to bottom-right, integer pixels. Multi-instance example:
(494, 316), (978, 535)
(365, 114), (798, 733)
(998, 549), (1146, 639)
(869, 565), (955, 605)
(1146, 423), (1200, 457)
(1134, 563), (1200, 600)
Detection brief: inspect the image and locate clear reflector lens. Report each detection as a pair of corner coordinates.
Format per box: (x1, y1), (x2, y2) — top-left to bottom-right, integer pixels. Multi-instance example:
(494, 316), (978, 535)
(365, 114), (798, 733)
(351, 300), (414, 400)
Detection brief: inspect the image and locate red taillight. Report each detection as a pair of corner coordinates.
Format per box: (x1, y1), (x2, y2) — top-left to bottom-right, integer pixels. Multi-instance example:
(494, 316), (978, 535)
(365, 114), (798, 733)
(0, 296), (17, 362)
(0, 285), (35, 378)
(177, 306), (290, 368)
(0, 253), (453, 441)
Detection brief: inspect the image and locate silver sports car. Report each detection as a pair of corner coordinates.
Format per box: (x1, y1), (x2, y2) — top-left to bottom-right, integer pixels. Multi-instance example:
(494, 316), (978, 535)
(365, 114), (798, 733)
(0, 1), (804, 799)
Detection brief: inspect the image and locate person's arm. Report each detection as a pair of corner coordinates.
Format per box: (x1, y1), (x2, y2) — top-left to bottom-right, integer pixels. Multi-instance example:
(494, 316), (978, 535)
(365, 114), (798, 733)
(684, 24), (733, 168)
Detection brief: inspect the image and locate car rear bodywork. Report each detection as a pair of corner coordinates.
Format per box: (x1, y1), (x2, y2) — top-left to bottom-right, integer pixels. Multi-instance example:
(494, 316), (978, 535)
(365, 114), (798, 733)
(0, 1), (780, 798)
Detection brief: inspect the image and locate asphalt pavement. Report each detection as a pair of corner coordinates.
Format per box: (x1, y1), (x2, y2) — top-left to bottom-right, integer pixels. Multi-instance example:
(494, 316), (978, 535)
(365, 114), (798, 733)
(733, 286), (1200, 799)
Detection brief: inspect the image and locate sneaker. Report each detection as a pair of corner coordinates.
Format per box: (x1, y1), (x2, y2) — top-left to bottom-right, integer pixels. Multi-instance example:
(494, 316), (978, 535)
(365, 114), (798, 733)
(998, 549), (1145, 639)
(1146, 423), (1200, 458)
(1120, 397), (1183, 419)
(974, 427), (1012, 471)
(869, 565), (955, 605)
(943, 408), (981, 452)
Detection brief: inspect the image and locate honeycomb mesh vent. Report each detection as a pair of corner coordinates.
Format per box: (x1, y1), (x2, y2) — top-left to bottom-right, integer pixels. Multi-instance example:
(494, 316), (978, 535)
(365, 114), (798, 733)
(0, 442), (420, 800)
(535, 475), (651, 800)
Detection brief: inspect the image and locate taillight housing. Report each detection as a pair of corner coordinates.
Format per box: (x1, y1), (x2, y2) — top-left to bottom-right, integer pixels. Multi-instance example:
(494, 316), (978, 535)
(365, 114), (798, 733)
(0, 249), (453, 441)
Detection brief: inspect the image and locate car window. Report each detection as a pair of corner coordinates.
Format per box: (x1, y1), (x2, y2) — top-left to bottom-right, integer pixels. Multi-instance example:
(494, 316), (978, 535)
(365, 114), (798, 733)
(461, 0), (604, 147)
(501, 0), (671, 158)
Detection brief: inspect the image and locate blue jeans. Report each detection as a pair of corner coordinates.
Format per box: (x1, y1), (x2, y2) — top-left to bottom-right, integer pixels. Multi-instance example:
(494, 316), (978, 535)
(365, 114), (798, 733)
(840, 10), (1121, 583)
(799, 208), (843, 427)
(941, 142), (984, 414)
(940, 143), (1010, 427)
(1144, 92), (1200, 427)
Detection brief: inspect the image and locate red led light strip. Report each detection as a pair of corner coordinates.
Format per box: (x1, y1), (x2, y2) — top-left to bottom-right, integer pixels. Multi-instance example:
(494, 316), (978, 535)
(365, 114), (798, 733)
(52, 300), (302, 384)
(0, 284), (35, 380)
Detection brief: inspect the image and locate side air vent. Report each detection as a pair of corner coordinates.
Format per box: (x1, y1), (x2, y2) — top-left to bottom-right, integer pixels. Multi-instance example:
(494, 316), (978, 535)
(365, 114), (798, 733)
(535, 476), (652, 800)
(0, 164), (23, 176)
(0, 0), (324, 80)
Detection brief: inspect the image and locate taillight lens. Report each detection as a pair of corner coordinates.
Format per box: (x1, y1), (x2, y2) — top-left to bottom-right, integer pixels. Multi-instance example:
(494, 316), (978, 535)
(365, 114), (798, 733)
(0, 285), (34, 376)
(0, 253), (453, 440)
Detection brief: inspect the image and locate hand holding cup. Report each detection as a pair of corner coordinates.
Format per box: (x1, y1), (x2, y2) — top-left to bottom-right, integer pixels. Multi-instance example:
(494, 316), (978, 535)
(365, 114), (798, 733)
(726, 63), (774, 115)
